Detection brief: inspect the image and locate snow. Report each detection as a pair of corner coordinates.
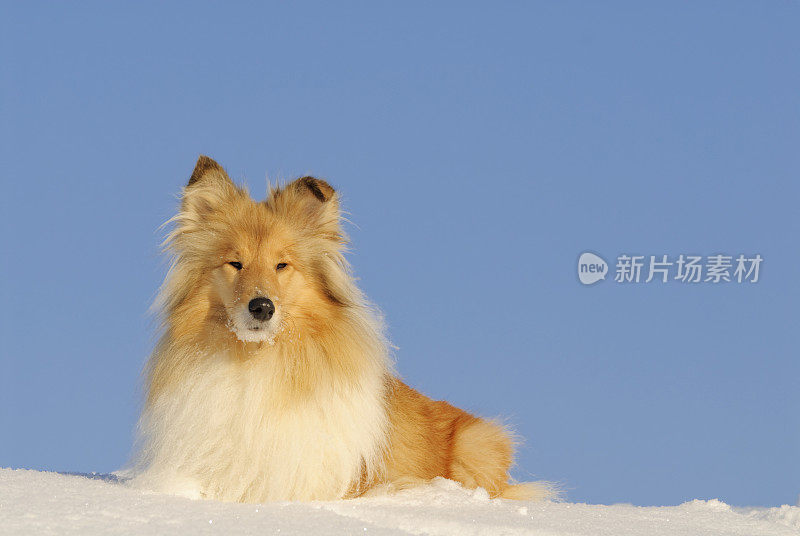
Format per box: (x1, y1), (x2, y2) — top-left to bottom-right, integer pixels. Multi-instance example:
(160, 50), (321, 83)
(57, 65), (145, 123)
(1, 468), (797, 535)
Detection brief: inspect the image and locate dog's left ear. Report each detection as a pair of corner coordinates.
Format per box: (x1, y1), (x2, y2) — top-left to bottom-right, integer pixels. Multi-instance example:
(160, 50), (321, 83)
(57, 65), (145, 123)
(288, 176), (339, 212)
(292, 176), (336, 204)
(285, 175), (342, 238)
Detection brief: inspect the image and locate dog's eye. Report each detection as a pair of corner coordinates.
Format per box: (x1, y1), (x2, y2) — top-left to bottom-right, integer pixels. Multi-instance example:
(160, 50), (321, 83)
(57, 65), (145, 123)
(276, 262), (288, 271)
(228, 261), (243, 270)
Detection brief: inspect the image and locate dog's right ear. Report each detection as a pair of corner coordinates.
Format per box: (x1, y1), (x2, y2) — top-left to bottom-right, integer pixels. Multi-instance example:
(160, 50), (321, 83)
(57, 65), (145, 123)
(187, 155), (232, 188)
(181, 155), (238, 218)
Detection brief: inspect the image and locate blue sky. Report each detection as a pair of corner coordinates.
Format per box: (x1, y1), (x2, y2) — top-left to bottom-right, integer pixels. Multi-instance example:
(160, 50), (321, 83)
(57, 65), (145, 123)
(1, 2), (797, 507)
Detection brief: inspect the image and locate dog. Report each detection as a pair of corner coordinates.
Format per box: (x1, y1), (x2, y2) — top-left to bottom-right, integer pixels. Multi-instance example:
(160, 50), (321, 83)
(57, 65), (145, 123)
(132, 156), (552, 502)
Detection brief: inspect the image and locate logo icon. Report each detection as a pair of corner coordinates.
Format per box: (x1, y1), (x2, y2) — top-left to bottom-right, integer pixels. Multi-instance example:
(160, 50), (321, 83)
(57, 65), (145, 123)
(578, 252), (608, 285)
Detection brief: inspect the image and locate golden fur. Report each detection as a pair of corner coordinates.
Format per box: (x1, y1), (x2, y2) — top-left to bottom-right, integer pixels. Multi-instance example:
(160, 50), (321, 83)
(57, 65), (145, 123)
(132, 156), (552, 502)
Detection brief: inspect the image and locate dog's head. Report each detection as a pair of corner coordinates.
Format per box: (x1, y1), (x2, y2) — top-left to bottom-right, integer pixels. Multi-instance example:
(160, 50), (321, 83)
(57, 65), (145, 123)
(165, 156), (352, 345)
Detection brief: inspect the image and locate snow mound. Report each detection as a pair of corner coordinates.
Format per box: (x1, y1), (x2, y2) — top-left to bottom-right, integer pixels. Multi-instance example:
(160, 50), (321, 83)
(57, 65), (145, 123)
(0, 468), (797, 535)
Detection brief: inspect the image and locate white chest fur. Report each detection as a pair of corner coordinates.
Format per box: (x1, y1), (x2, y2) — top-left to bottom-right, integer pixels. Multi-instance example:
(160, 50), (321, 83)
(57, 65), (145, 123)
(133, 350), (389, 502)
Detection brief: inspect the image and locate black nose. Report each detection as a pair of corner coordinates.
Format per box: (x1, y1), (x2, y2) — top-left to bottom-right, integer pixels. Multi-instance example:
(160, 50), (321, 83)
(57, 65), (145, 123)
(248, 297), (275, 321)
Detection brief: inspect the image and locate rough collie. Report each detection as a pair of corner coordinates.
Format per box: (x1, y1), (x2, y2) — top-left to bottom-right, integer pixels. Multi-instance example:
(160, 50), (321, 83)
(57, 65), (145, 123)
(132, 156), (551, 502)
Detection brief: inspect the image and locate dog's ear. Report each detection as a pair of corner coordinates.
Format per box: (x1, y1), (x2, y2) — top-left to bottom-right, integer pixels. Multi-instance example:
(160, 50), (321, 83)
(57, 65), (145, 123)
(283, 175), (342, 239)
(289, 176), (339, 217)
(181, 155), (239, 218)
(187, 155), (232, 188)
(291, 176), (337, 205)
